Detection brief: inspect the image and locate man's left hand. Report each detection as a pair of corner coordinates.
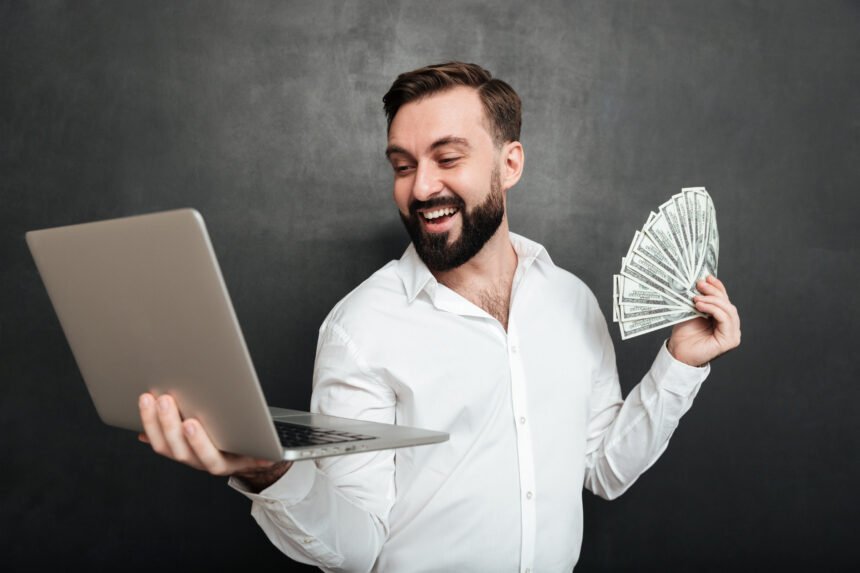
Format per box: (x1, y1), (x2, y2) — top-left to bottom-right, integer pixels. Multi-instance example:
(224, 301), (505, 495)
(667, 275), (741, 367)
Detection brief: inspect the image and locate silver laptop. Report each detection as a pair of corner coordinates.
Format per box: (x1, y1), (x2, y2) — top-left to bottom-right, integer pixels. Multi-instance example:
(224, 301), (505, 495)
(26, 208), (448, 461)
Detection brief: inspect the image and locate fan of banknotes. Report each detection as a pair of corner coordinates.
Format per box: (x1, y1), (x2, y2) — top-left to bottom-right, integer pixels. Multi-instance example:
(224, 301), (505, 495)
(612, 186), (719, 340)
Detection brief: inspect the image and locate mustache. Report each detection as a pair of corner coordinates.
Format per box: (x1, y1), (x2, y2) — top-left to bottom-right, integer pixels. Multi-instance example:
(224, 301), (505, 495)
(408, 196), (465, 216)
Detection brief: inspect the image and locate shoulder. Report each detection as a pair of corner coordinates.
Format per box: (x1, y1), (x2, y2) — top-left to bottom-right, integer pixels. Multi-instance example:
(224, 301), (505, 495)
(319, 260), (406, 339)
(515, 233), (601, 314)
(512, 234), (607, 340)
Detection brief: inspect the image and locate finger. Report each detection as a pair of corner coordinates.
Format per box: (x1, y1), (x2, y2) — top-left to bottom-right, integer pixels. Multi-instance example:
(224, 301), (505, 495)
(696, 279), (728, 300)
(707, 275), (728, 297)
(693, 299), (732, 329)
(182, 419), (259, 476)
(156, 395), (204, 469)
(140, 393), (169, 455)
(138, 433), (150, 444)
(694, 297), (741, 345)
(694, 293), (738, 317)
(693, 294), (738, 324)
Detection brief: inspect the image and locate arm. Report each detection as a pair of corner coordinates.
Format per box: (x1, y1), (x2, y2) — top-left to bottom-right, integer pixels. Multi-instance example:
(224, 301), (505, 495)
(229, 321), (396, 572)
(138, 393), (291, 489)
(138, 321), (396, 571)
(583, 276), (741, 499)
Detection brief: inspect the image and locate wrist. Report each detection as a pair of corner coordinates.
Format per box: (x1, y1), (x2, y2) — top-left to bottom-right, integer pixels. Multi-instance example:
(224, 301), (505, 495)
(665, 339), (707, 368)
(666, 338), (677, 360)
(234, 460), (292, 493)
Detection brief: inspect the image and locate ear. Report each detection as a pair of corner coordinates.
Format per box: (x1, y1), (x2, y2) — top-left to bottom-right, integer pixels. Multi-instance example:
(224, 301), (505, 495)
(499, 141), (524, 191)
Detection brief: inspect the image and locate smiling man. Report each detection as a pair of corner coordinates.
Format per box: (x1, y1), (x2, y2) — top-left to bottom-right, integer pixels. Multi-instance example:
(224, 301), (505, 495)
(139, 62), (741, 571)
(386, 80), (522, 328)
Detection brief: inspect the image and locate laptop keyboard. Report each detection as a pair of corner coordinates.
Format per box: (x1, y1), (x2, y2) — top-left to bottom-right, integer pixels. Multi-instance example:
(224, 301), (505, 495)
(274, 420), (377, 448)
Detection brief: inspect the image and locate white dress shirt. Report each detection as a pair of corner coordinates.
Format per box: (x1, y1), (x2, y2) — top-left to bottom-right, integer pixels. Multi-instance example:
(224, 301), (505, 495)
(230, 232), (709, 572)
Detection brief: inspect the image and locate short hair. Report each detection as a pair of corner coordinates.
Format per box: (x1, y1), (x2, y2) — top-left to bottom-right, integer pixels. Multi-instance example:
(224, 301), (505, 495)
(382, 62), (521, 146)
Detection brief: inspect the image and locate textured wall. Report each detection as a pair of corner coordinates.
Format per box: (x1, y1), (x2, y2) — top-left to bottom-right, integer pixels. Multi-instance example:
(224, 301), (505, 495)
(2, 1), (858, 570)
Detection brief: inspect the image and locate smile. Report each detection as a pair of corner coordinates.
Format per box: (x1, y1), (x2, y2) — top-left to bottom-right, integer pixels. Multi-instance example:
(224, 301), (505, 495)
(421, 207), (459, 221)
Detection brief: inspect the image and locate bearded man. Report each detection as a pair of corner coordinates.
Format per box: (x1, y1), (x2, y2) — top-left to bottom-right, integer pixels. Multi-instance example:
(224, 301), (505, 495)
(139, 62), (741, 572)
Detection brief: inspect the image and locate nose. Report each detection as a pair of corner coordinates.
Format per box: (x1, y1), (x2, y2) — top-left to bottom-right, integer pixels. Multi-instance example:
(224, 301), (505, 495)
(411, 161), (443, 202)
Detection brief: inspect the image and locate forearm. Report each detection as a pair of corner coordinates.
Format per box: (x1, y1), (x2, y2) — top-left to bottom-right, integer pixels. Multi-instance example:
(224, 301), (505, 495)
(584, 343), (709, 499)
(230, 453), (393, 572)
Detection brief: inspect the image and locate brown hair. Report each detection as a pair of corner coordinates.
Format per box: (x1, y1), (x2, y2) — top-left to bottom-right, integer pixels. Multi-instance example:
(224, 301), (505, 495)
(382, 62), (521, 146)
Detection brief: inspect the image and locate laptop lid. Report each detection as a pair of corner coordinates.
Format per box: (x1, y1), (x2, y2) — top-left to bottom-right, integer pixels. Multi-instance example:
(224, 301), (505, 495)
(26, 208), (448, 461)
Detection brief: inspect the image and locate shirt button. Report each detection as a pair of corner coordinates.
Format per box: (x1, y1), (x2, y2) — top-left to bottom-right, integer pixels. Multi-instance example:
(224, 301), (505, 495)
(302, 537), (313, 544)
(525, 569), (531, 573)
(519, 417), (526, 425)
(510, 344), (519, 353)
(526, 491), (533, 500)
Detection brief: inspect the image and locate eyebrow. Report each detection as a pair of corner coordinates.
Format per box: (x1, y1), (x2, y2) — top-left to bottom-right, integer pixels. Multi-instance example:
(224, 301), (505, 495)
(385, 136), (471, 160)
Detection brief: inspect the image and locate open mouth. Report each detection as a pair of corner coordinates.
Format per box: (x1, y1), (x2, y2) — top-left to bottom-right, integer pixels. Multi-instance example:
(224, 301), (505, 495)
(421, 206), (458, 222)
(420, 206), (459, 231)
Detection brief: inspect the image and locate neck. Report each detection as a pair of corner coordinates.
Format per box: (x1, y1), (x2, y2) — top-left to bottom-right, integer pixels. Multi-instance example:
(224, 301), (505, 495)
(433, 220), (518, 328)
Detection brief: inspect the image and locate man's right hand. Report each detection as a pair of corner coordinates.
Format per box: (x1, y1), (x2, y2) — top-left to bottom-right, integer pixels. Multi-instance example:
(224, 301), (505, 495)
(138, 393), (292, 492)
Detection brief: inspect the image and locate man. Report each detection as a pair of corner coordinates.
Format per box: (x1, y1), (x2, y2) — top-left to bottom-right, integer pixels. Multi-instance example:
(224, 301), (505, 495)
(139, 62), (741, 571)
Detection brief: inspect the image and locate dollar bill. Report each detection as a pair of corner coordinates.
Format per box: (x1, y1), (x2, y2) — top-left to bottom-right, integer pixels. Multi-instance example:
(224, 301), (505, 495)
(621, 249), (697, 303)
(673, 193), (694, 276)
(685, 188), (698, 273)
(613, 187), (719, 340)
(693, 198), (719, 284)
(630, 230), (687, 286)
(690, 188), (709, 281)
(643, 210), (689, 283)
(615, 272), (696, 309)
(618, 309), (703, 341)
(659, 200), (692, 281)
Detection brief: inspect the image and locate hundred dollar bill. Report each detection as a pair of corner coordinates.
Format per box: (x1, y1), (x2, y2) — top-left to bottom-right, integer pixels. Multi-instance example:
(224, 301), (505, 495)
(658, 200), (692, 282)
(630, 230), (687, 286)
(619, 301), (690, 322)
(619, 259), (698, 309)
(684, 187), (699, 269)
(690, 188), (710, 280)
(615, 272), (696, 309)
(618, 308), (701, 340)
(692, 198), (719, 284)
(614, 275), (690, 320)
(621, 247), (696, 302)
(673, 193), (694, 275)
(643, 210), (689, 283)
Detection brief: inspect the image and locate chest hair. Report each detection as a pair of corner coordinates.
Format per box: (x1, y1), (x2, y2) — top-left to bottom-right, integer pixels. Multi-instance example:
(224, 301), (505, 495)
(477, 287), (511, 330)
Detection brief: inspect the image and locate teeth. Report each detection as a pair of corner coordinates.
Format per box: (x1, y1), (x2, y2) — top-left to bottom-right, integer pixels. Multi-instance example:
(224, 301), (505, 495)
(423, 207), (457, 220)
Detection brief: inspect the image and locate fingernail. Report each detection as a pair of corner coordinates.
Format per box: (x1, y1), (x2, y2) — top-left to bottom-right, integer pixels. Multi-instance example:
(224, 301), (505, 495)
(158, 396), (169, 412)
(184, 422), (195, 437)
(140, 394), (152, 408)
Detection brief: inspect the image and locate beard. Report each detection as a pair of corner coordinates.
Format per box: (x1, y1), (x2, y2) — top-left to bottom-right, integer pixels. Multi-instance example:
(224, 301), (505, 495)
(400, 167), (505, 272)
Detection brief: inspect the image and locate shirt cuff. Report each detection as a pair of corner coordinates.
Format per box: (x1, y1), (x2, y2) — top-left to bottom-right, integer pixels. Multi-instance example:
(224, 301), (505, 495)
(650, 340), (710, 396)
(228, 459), (317, 506)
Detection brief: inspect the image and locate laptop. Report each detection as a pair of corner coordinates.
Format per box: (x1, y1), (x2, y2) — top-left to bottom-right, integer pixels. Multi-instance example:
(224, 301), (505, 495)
(26, 208), (448, 461)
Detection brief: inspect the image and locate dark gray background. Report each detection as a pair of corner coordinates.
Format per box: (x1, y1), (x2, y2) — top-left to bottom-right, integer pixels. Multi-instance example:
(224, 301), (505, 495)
(2, 1), (858, 570)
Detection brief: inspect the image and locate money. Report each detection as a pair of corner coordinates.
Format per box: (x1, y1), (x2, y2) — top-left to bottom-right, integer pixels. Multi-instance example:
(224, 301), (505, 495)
(613, 187), (720, 340)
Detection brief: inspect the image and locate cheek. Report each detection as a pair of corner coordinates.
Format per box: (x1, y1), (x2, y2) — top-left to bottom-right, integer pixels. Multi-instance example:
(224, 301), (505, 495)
(449, 168), (489, 202)
(393, 179), (411, 214)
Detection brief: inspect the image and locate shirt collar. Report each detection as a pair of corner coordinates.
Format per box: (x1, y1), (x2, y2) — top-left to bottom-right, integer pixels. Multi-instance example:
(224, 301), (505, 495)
(396, 232), (554, 303)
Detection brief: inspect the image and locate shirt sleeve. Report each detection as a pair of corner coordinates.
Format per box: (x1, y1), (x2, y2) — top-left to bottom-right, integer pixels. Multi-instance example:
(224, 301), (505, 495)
(229, 320), (397, 572)
(582, 298), (710, 500)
